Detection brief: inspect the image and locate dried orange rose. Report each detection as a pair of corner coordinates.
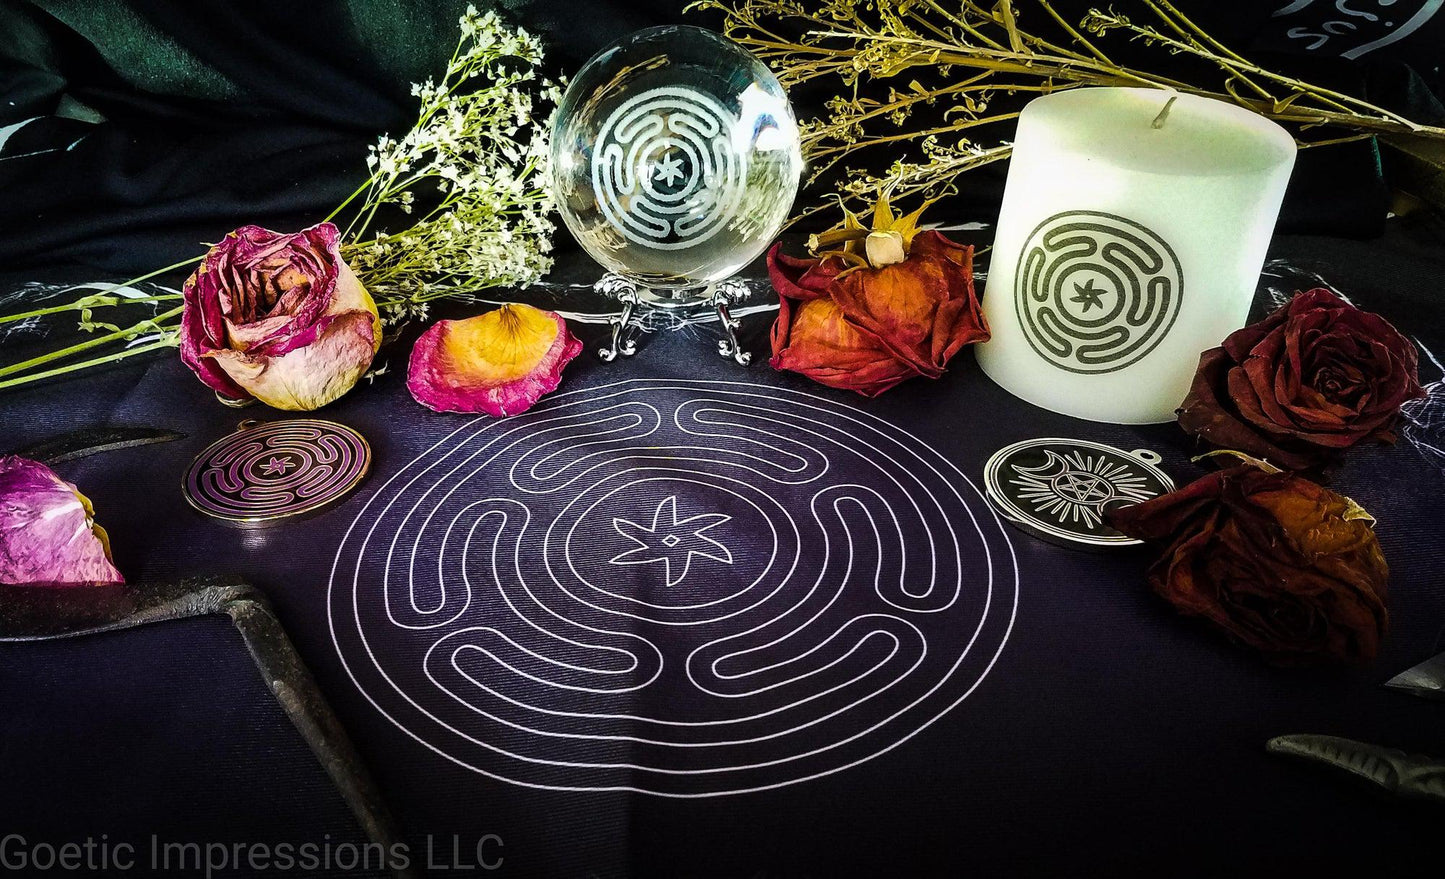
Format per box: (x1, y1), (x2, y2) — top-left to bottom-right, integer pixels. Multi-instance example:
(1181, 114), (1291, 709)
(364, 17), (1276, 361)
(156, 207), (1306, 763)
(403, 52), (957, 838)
(767, 196), (989, 396)
(769, 231), (989, 395)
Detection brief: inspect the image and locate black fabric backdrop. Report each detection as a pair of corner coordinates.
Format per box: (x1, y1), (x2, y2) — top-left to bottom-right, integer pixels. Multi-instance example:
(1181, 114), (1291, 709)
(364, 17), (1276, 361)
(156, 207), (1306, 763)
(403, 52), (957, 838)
(0, 616), (388, 878)
(2, 0), (1445, 273)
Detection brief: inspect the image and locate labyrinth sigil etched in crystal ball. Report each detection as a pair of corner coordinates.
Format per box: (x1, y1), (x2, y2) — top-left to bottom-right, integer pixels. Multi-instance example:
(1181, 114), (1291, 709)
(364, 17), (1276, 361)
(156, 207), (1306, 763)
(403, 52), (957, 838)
(550, 26), (803, 296)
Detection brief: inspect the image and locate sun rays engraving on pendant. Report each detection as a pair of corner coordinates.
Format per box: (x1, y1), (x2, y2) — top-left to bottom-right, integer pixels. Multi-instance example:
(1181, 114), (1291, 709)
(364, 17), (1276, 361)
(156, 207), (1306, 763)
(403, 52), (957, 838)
(1009, 449), (1156, 528)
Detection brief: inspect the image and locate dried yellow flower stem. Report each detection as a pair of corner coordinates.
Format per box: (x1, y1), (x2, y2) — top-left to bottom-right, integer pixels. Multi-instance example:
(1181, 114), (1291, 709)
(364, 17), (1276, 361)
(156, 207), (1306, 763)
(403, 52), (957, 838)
(692, 0), (1445, 219)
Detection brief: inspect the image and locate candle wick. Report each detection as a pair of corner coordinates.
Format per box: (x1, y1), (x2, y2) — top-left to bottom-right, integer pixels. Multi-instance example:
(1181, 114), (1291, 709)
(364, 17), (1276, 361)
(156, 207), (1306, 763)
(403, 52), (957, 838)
(1152, 95), (1179, 130)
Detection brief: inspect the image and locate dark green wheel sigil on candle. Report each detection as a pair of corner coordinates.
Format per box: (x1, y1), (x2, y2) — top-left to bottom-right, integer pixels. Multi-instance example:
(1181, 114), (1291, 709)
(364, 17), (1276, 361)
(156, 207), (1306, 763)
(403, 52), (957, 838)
(1014, 210), (1184, 374)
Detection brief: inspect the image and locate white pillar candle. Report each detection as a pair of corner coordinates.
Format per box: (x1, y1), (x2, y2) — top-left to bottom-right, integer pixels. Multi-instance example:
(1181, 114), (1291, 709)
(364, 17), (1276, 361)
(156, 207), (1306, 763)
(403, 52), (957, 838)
(975, 87), (1297, 424)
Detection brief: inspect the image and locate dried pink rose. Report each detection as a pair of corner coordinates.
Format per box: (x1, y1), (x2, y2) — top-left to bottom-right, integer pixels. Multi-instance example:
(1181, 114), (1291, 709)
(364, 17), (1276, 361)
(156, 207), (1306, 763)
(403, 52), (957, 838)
(0, 456), (123, 586)
(407, 304), (583, 416)
(179, 222), (381, 411)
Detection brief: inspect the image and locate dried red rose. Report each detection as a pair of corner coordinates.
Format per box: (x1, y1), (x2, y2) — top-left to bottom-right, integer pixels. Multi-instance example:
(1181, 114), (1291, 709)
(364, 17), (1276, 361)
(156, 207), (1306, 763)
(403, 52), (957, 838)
(1108, 461), (1388, 666)
(1178, 288), (1425, 470)
(767, 230), (989, 396)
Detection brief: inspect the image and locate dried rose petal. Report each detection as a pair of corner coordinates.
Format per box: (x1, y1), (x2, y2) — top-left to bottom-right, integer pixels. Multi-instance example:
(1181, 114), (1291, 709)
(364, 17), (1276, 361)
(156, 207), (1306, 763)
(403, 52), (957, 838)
(0, 456), (123, 586)
(829, 231), (990, 379)
(770, 293), (921, 396)
(407, 304), (583, 416)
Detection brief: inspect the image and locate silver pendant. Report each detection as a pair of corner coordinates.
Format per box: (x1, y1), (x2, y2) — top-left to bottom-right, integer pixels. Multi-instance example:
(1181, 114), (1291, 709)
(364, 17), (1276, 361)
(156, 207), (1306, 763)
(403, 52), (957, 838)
(983, 437), (1175, 550)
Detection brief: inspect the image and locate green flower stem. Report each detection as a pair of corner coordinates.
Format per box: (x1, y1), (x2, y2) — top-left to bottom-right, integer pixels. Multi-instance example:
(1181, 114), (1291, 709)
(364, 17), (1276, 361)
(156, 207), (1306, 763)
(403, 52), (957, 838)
(0, 253), (196, 326)
(0, 338), (179, 391)
(0, 306), (184, 378)
(323, 177), (379, 226)
(106, 255), (205, 293)
(0, 293), (184, 325)
(341, 182), (383, 241)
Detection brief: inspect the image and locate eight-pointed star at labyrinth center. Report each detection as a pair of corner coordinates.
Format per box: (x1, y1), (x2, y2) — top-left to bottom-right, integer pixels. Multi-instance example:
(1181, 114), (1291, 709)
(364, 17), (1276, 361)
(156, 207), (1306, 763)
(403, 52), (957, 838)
(1070, 278), (1108, 312)
(260, 456), (294, 476)
(652, 150), (687, 187)
(610, 496), (733, 587)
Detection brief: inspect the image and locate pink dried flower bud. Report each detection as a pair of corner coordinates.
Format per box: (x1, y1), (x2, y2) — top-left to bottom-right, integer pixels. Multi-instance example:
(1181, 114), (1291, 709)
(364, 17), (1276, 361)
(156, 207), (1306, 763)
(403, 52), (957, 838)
(0, 456), (123, 587)
(179, 223), (381, 411)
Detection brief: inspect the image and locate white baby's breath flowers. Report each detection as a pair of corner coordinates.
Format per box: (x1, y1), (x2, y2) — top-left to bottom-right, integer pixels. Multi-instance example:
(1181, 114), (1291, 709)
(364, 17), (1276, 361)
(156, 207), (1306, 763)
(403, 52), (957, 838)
(0, 7), (562, 390)
(340, 7), (558, 328)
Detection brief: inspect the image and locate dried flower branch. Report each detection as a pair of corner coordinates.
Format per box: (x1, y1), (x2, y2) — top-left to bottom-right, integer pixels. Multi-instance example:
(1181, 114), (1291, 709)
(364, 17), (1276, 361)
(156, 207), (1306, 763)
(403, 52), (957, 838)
(1, 6), (557, 390)
(692, 0), (1445, 220)
(339, 6), (560, 328)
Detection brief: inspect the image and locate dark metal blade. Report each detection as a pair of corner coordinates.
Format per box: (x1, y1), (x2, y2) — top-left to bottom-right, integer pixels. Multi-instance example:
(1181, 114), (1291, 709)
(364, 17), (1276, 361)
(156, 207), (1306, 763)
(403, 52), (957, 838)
(6, 426), (186, 465)
(1385, 651), (1445, 701)
(1267, 734), (1445, 801)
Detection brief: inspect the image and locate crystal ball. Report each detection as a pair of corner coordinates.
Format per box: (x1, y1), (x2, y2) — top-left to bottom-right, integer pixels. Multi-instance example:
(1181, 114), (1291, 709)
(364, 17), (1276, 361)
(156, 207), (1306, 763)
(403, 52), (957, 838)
(550, 26), (803, 294)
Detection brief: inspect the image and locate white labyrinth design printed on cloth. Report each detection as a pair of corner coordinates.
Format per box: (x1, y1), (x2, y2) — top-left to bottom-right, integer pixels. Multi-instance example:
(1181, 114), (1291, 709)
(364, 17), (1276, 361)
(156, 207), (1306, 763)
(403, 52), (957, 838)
(611, 496), (734, 588)
(591, 87), (744, 250)
(329, 380), (1018, 796)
